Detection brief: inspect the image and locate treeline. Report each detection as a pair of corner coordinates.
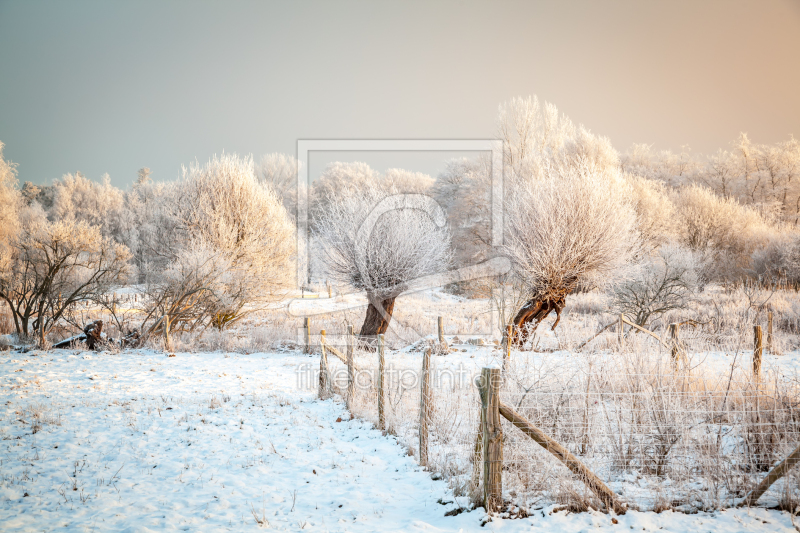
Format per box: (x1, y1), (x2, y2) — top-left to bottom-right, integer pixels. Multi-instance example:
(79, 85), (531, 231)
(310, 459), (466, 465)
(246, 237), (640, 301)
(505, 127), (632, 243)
(0, 95), (797, 347)
(0, 150), (295, 346)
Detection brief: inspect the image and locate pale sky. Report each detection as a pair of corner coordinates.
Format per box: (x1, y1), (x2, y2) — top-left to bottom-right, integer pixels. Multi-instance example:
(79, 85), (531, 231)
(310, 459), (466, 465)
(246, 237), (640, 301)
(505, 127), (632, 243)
(1, 0), (799, 187)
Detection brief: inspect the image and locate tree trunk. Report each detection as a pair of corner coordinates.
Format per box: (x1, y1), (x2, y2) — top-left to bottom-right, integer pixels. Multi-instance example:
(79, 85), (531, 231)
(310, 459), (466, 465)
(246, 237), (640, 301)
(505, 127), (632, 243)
(511, 295), (566, 348)
(359, 294), (396, 348)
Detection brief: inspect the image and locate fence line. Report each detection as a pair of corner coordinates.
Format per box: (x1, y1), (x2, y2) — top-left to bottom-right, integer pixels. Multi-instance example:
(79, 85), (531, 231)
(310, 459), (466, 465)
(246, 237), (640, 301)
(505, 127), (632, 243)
(312, 315), (800, 513)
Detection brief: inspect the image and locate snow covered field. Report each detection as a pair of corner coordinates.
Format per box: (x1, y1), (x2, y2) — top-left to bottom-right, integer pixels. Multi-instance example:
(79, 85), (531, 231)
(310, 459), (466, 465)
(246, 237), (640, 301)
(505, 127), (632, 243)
(1, 347), (799, 532)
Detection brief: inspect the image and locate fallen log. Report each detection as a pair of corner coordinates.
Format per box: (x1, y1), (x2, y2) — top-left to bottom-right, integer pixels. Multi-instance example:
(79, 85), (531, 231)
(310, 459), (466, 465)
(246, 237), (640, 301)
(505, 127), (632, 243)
(52, 334), (86, 350)
(53, 320), (138, 351)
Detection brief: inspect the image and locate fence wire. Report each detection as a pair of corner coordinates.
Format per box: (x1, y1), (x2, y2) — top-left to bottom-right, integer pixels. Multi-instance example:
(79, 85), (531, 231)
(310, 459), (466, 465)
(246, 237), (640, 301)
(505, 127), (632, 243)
(500, 357), (800, 511)
(317, 337), (800, 512)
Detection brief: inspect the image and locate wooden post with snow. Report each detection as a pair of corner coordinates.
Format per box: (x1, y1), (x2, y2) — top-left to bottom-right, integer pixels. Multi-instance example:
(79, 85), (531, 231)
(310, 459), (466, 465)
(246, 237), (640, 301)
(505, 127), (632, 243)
(419, 347), (431, 467)
(303, 317), (311, 354)
(437, 316), (444, 343)
(767, 311), (774, 353)
(378, 333), (386, 431)
(754, 325), (763, 380)
(505, 325), (513, 362)
(618, 313), (624, 349)
(319, 329), (330, 399)
(479, 367), (503, 512)
(346, 324), (355, 410)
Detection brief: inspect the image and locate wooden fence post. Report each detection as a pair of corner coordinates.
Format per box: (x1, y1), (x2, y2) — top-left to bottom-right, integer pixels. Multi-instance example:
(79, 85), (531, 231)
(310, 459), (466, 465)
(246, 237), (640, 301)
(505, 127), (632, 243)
(327, 280), (332, 299)
(767, 311), (774, 353)
(506, 325), (512, 362)
(419, 347), (431, 467)
(437, 316), (444, 343)
(754, 325), (763, 380)
(479, 367), (502, 512)
(346, 324), (355, 410)
(618, 313), (624, 348)
(669, 323), (680, 364)
(303, 317), (310, 354)
(378, 333), (385, 431)
(319, 329), (330, 399)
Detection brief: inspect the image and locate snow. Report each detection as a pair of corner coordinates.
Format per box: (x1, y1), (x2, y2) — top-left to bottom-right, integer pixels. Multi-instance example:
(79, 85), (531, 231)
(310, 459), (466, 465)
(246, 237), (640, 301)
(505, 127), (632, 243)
(1, 348), (798, 532)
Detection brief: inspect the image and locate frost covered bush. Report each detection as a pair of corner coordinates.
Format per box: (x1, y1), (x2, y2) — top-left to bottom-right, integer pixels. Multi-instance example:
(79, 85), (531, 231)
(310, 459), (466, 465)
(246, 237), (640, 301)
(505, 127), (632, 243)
(674, 183), (776, 282)
(626, 175), (677, 251)
(135, 154), (294, 348)
(612, 244), (700, 327)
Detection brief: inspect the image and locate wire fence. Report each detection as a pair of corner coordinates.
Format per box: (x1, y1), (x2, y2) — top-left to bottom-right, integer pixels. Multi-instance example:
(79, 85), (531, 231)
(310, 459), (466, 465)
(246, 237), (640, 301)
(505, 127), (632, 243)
(313, 320), (800, 514)
(500, 357), (800, 512)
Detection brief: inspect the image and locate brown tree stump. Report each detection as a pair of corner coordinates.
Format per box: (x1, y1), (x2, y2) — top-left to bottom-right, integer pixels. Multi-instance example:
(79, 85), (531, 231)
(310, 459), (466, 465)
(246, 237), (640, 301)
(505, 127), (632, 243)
(84, 320), (104, 350)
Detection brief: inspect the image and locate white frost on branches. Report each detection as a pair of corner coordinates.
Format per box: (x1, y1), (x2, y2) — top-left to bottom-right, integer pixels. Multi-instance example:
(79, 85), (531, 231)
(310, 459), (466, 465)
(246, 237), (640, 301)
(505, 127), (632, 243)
(314, 181), (451, 300)
(504, 161), (639, 303)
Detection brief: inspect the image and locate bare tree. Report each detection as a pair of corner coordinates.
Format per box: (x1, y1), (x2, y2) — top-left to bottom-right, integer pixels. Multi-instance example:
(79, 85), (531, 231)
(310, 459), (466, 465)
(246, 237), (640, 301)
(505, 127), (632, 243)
(314, 180), (451, 341)
(504, 161), (638, 345)
(613, 244), (700, 327)
(0, 204), (131, 345)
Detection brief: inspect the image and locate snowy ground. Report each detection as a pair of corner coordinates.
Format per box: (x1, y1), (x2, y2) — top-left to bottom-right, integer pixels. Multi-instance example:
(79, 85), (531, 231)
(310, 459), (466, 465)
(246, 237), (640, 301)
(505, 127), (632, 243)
(1, 348), (798, 532)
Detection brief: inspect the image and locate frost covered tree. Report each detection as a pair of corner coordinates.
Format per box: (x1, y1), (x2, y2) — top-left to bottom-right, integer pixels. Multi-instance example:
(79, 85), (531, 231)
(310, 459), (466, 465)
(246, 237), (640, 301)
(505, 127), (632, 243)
(135, 154), (294, 347)
(136, 167), (152, 184)
(620, 143), (697, 187)
(175, 154), (295, 327)
(626, 175), (677, 251)
(431, 157), (493, 268)
(314, 178), (451, 341)
(48, 171), (127, 245)
(0, 203), (131, 345)
(497, 95), (575, 179)
(256, 153), (301, 218)
(310, 161), (380, 219)
(0, 141), (20, 272)
(673, 183), (774, 282)
(504, 161), (638, 345)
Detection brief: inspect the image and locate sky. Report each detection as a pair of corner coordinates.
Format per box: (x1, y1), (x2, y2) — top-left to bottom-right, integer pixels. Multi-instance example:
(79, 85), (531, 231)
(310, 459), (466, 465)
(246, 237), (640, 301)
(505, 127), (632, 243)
(0, 0), (799, 188)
